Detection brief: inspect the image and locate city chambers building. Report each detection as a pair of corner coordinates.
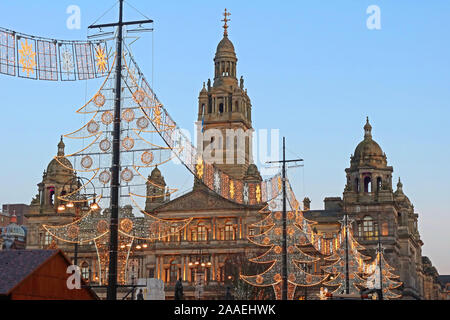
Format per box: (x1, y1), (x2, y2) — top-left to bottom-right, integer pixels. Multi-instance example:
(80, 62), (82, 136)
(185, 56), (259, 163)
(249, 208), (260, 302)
(24, 18), (443, 300)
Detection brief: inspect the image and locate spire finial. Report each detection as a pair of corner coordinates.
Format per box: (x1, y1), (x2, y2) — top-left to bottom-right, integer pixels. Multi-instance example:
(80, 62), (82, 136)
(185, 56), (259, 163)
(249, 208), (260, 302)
(397, 177), (403, 191)
(58, 136), (65, 156)
(364, 116), (372, 139)
(222, 8), (231, 37)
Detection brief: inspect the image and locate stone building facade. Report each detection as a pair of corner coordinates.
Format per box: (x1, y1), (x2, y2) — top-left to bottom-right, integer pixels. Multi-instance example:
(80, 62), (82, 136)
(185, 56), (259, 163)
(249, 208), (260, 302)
(303, 118), (437, 299)
(23, 17), (446, 300)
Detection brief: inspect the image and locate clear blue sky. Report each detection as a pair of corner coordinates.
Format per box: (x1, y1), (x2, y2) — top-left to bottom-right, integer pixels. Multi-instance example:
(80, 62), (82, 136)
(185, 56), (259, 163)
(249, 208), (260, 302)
(0, 1), (449, 273)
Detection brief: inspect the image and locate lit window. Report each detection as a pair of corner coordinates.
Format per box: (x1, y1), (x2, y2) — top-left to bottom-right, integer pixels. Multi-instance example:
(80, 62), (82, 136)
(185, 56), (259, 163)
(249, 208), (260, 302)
(81, 262), (89, 280)
(44, 232), (52, 246)
(198, 223), (207, 242)
(381, 222), (389, 236)
(363, 216), (375, 240)
(225, 222), (234, 241)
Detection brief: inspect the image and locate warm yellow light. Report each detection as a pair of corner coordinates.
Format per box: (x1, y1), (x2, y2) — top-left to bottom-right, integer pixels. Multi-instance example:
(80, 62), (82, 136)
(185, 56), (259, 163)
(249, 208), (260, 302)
(136, 245), (142, 250)
(188, 262), (193, 266)
(207, 262), (212, 266)
(66, 202), (75, 208)
(57, 205), (66, 212)
(195, 261), (199, 265)
(90, 202), (100, 210)
(142, 244), (148, 248)
(201, 263), (206, 267)
(120, 245), (126, 249)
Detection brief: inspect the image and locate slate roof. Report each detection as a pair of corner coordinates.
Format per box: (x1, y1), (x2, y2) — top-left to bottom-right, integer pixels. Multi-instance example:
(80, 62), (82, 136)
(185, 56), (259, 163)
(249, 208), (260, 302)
(0, 250), (58, 295)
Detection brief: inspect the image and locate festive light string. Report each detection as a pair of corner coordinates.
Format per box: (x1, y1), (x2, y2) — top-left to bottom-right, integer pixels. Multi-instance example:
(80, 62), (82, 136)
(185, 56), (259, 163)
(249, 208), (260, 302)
(0, 27), (111, 81)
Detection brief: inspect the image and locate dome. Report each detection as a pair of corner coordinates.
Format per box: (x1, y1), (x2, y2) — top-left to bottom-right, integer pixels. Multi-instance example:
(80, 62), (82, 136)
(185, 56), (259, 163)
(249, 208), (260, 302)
(150, 166), (162, 178)
(350, 118), (387, 169)
(46, 137), (74, 173)
(3, 223), (26, 238)
(216, 36), (236, 56)
(47, 157), (73, 173)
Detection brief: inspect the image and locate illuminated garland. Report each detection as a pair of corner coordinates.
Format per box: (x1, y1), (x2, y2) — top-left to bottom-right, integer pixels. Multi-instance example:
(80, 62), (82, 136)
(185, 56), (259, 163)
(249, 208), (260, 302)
(240, 189), (328, 300)
(363, 249), (403, 299)
(0, 27), (111, 81)
(321, 222), (372, 294)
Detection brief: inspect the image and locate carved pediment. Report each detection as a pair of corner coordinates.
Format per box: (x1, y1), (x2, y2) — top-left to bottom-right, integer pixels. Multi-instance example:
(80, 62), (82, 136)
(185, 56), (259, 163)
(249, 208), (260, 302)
(152, 188), (246, 213)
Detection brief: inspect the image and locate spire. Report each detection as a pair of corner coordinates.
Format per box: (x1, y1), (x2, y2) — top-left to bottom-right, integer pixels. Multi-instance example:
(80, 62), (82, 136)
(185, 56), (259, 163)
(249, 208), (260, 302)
(57, 136), (65, 156)
(364, 117), (372, 139)
(222, 8), (231, 37)
(397, 177), (403, 192)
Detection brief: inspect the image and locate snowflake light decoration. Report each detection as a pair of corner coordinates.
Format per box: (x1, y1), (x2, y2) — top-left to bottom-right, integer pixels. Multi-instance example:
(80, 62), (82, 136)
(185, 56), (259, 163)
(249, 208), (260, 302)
(18, 39), (36, 77)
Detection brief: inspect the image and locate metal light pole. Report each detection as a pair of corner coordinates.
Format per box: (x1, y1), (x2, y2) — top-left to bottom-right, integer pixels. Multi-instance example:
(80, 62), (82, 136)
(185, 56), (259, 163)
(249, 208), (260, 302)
(88, 0), (153, 300)
(377, 214), (384, 300)
(267, 137), (303, 300)
(344, 212), (350, 294)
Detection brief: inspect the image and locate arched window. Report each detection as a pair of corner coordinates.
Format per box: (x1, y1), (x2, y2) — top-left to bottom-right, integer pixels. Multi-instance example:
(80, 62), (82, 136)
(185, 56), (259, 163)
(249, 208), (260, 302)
(377, 177), (382, 192)
(364, 176), (372, 193)
(225, 222), (235, 241)
(48, 187), (55, 206)
(197, 223), (207, 242)
(219, 103), (224, 114)
(81, 262), (89, 280)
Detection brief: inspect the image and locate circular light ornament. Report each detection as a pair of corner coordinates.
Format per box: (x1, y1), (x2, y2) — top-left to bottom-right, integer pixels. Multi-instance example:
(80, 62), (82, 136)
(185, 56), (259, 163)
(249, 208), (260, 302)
(274, 212), (282, 221)
(288, 246), (295, 254)
(87, 121), (100, 134)
(67, 225), (79, 239)
(288, 274), (296, 282)
(101, 111), (113, 125)
(136, 116), (150, 130)
(94, 92), (106, 107)
(141, 151), (154, 165)
(122, 137), (135, 151)
(99, 139), (111, 152)
(121, 168), (134, 182)
(99, 170), (111, 184)
(81, 156), (93, 169)
(120, 218), (133, 233)
(97, 220), (108, 234)
(122, 109), (135, 123)
(133, 90), (146, 104)
(256, 275), (264, 285)
(273, 274), (282, 282)
(274, 246), (282, 254)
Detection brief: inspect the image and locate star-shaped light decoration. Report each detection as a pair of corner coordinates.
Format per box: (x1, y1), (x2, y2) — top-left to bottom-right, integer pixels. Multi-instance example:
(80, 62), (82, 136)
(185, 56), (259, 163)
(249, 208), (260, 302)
(18, 39), (36, 77)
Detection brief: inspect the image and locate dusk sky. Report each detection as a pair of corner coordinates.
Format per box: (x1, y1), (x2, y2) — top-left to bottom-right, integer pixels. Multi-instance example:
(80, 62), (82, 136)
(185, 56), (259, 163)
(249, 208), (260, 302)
(0, 1), (449, 273)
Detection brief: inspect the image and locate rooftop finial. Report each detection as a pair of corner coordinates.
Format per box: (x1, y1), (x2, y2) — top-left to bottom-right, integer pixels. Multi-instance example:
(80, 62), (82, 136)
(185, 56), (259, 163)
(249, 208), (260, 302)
(364, 117), (372, 139)
(222, 8), (231, 37)
(397, 177), (403, 190)
(57, 136), (65, 156)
